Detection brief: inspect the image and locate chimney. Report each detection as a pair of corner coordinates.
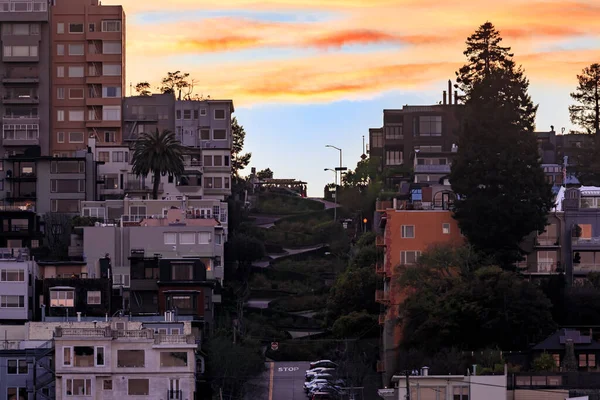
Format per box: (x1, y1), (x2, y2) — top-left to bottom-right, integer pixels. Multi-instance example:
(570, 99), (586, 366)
(454, 90), (458, 104)
(472, 364), (477, 376)
(421, 366), (429, 376)
(442, 91), (447, 105)
(448, 80), (452, 105)
(76, 312), (82, 322)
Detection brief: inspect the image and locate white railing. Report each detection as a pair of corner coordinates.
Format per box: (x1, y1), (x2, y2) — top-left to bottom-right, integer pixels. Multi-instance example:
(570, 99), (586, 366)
(415, 164), (451, 173)
(0, 1), (47, 12)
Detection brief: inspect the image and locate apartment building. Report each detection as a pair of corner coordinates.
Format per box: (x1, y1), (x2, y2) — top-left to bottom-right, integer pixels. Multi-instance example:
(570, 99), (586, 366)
(0, 207), (42, 248)
(53, 324), (197, 400)
(0, 248), (34, 322)
(369, 81), (460, 189)
(518, 213), (565, 277)
(122, 93), (175, 142)
(0, 0), (52, 158)
(375, 192), (463, 385)
(379, 368), (507, 400)
(51, 0), (125, 156)
(0, 340), (55, 400)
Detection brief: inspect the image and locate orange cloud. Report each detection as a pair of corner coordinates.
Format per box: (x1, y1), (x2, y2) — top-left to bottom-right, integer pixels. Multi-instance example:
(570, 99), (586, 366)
(175, 35), (261, 53)
(307, 29), (403, 48)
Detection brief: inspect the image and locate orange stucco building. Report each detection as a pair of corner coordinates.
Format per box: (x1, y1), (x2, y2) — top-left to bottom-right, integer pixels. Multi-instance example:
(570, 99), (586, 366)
(376, 197), (464, 385)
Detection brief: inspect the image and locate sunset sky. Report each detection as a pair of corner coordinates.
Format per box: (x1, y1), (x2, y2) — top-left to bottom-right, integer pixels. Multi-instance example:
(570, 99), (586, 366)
(109, 0), (600, 196)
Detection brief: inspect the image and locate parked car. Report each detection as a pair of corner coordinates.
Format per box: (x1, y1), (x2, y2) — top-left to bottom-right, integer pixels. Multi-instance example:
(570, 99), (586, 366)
(308, 384), (343, 399)
(311, 392), (338, 400)
(309, 360), (338, 369)
(306, 368), (336, 379)
(304, 378), (332, 393)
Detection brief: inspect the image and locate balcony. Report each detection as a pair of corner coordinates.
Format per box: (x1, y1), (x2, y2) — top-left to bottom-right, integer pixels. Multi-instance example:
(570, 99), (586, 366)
(375, 262), (386, 276)
(572, 237), (600, 248)
(375, 290), (390, 304)
(0, 1), (47, 12)
(519, 262), (560, 274)
(203, 165), (230, 173)
(3, 94), (38, 104)
(535, 236), (560, 247)
(125, 182), (164, 193)
(153, 334), (197, 346)
(414, 164), (451, 174)
(376, 200), (393, 212)
(573, 263), (600, 275)
(167, 390), (183, 400)
(5, 192), (36, 201)
(5, 172), (36, 181)
(3, 132), (39, 146)
(2, 67), (39, 83)
(3, 114), (39, 125)
(376, 236), (386, 247)
(203, 187), (231, 196)
(124, 114), (159, 122)
(86, 119), (121, 128)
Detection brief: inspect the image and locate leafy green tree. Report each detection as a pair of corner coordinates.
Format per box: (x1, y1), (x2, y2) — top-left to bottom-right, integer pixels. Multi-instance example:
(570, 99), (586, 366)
(400, 263), (556, 353)
(343, 156), (382, 187)
(158, 70), (192, 100)
(257, 168), (273, 179)
(450, 22), (553, 266)
(332, 311), (378, 338)
(135, 81), (151, 96)
(231, 117), (251, 178)
(131, 129), (185, 199)
(327, 266), (378, 323)
(533, 353), (557, 372)
(570, 63), (600, 135)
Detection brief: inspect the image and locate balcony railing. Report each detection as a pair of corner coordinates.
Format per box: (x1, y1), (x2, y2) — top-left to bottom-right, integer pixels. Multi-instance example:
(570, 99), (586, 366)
(167, 390), (183, 400)
(414, 164), (451, 173)
(572, 237), (600, 246)
(154, 334), (196, 345)
(0, 1), (47, 12)
(574, 263), (600, 274)
(535, 236), (560, 246)
(375, 290), (390, 304)
(55, 327), (157, 339)
(125, 182), (164, 192)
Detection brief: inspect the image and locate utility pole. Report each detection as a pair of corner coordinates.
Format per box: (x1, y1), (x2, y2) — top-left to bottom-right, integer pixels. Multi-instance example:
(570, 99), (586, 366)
(405, 370), (411, 400)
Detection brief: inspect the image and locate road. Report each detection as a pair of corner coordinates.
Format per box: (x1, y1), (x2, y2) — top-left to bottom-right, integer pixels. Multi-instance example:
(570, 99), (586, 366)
(251, 361), (311, 400)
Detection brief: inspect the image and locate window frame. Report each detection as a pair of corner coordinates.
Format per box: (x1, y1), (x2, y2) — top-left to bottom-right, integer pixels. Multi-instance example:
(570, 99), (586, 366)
(68, 23), (84, 34)
(87, 290), (101, 305)
(401, 225), (415, 239)
(442, 223), (451, 234)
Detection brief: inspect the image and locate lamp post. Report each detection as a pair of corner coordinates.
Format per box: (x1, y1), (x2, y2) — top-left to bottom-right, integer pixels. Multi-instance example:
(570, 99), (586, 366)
(324, 168), (337, 221)
(325, 144), (343, 173)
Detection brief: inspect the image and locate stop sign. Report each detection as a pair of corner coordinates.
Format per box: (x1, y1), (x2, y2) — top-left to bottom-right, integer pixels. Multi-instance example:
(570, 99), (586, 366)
(271, 342), (279, 351)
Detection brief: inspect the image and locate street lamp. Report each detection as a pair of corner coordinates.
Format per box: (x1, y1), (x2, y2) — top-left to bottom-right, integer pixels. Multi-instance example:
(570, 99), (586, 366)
(325, 145), (343, 172)
(325, 168), (337, 221)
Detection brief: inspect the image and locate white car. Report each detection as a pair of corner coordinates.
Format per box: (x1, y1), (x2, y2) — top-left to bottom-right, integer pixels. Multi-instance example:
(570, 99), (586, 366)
(304, 379), (331, 392)
(305, 368), (335, 379)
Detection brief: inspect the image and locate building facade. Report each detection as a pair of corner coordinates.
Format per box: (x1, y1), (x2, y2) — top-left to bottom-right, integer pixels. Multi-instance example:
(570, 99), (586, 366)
(50, 0), (125, 156)
(0, 249), (34, 322)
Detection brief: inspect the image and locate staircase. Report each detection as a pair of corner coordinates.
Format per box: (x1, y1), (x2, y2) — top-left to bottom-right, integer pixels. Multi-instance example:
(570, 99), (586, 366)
(25, 340), (55, 399)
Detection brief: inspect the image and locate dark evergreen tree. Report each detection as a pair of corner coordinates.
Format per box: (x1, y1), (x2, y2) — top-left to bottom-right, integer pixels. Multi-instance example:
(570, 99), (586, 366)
(569, 63), (600, 184)
(231, 117), (251, 178)
(450, 22), (553, 266)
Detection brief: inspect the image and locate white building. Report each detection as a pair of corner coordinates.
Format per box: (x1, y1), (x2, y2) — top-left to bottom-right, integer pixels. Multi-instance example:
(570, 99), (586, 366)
(53, 322), (198, 400)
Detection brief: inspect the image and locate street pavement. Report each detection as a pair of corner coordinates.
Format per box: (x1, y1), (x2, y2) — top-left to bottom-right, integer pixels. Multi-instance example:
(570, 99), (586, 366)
(252, 361), (311, 400)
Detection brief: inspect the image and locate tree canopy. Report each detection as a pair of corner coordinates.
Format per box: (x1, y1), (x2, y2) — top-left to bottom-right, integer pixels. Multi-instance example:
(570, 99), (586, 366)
(135, 81), (151, 96)
(570, 63), (600, 135)
(450, 22), (553, 266)
(131, 129), (185, 199)
(257, 168), (273, 179)
(158, 71), (196, 100)
(231, 117), (251, 178)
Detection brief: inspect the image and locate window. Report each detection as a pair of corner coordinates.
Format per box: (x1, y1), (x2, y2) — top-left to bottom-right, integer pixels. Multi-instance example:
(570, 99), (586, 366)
(68, 66), (84, 78)
(401, 225), (415, 238)
(224, 177), (230, 189)
(69, 88), (84, 99)
(419, 116), (442, 136)
(87, 291), (101, 305)
(213, 155), (223, 166)
(224, 155), (230, 166)
(214, 178), (223, 189)
(215, 234), (222, 245)
(102, 41), (121, 54)
(113, 151), (127, 162)
(443, 223), (451, 234)
(213, 129), (226, 140)
(57, 87), (65, 99)
(400, 251), (421, 265)
(57, 22), (64, 34)
(96, 347), (105, 366)
(102, 20), (122, 32)
(97, 151), (110, 162)
(57, 44), (64, 55)
(552, 354), (560, 367)
(168, 294), (194, 309)
(179, 232), (195, 245)
(160, 352), (188, 367)
(200, 129), (210, 140)
(89, 23), (95, 32)
(171, 263), (193, 280)
(183, 109), (192, 119)
(1, 269), (25, 281)
(50, 289), (74, 307)
(68, 115), (84, 132)
(128, 379), (149, 395)
(57, 66), (65, 78)
(7, 360), (27, 374)
(7, 388), (27, 400)
(57, 110), (65, 121)
(214, 109), (225, 120)
(117, 350), (145, 367)
(198, 232), (211, 244)
(69, 131), (84, 143)
(68, 23), (84, 33)
(0, 295), (24, 308)
(193, 110), (199, 119)
(66, 378), (91, 396)
(164, 232), (177, 245)
(103, 380), (112, 390)
(204, 177), (213, 188)
(104, 131), (115, 142)
(63, 347), (71, 366)
(102, 106), (121, 121)
(102, 64), (121, 76)
(102, 86), (121, 98)
(386, 150), (402, 166)
(579, 353), (596, 368)
(452, 386), (469, 400)
(385, 125), (403, 139)
(200, 108), (207, 116)
(3, 45), (38, 57)
(113, 274), (130, 287)
(68, 44), (84, 55)
(176, 110), (181, 119)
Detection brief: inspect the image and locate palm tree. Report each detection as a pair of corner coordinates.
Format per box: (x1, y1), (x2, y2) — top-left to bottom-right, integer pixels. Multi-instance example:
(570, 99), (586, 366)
(131, 129), (185, 199)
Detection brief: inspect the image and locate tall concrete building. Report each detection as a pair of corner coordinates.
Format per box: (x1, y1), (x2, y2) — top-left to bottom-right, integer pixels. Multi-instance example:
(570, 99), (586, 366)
(0, 0), (51, 157)
(50, 0), (125, 156)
